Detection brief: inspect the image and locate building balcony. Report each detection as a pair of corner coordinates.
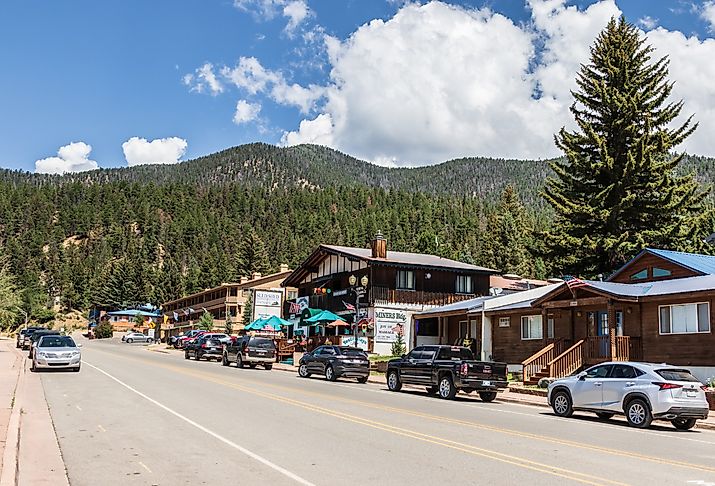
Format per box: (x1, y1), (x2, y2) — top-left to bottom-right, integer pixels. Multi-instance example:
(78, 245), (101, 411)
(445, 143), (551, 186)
(369, 286), (476, 307)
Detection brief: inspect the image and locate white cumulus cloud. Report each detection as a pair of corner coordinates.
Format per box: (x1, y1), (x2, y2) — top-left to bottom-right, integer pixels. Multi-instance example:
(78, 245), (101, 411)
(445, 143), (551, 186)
(35, 141), (99, 174)
(233, 0), (310, 35)
(122, 137), (188, 167)
(183, 63), (223, 95)
(702, 1), (715, 32)
(282, 0), (715, 164)
(234, 100), (262, 124)
(283, 1), (311, 36)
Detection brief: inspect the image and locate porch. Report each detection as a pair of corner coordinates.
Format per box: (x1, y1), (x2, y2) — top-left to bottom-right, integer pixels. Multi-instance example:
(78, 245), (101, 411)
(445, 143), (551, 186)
(522, 335), (643, 385)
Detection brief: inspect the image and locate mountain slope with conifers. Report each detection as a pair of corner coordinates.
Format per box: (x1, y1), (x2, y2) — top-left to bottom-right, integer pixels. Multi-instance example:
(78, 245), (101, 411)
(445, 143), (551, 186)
(0, 142), (714, 327)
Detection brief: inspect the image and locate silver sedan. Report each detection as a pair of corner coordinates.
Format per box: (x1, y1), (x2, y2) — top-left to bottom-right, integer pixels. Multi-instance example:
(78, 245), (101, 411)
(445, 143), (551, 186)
(31, 335), (82, 372)
(122, 332), (154, 343)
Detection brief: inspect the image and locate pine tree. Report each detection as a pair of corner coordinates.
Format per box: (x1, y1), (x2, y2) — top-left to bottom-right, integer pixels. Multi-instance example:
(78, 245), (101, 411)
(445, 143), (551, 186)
(237, 230), (271, 277)
(242, 292), (253, 327)
(391, 331), (406, 357)
(197, 311), (214, 331)
(0, 256), (21, 330)
(543, 17), (712, 276)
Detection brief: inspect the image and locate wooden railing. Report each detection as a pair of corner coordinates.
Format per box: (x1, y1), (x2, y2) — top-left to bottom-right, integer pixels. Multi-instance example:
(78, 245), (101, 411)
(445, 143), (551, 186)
(522, 339), (564, 382)
(629, 336), (643, 361)
(587, 336), (610, 361)
(370, 286), (475, 306)
(548, 339), (585, 379)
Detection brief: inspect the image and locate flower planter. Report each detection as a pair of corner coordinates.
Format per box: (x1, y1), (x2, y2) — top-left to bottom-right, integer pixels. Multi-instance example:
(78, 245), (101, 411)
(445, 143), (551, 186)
(706, 391), (715, 411)
(376, 361), (389, 373)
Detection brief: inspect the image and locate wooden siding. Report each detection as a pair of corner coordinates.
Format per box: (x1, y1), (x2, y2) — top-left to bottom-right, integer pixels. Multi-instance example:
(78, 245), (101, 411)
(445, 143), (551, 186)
(640, 294), (715, 366)
(609, 253), (700, 284)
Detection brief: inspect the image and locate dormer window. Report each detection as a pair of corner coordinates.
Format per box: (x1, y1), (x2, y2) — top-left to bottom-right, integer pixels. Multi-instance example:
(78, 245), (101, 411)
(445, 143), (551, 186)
(652, 267), (672, 278)
(630, 269), (647, 280)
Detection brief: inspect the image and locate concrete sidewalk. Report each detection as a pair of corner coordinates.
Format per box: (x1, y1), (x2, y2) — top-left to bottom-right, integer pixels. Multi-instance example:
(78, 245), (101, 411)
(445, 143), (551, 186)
(0, 340), (69, 486)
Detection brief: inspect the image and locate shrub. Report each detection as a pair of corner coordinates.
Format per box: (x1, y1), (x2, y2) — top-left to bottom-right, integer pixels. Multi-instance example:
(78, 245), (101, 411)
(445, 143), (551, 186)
(94, 321), (114, 339)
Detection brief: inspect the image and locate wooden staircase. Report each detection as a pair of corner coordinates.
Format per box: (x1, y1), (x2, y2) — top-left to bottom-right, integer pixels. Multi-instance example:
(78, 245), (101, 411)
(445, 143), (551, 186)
(522, 339), (564, 386)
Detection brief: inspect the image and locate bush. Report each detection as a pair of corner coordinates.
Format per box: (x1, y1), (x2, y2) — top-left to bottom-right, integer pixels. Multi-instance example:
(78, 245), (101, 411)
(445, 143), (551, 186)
(391, 332), (406, 357)
(94, 321), (114, 339)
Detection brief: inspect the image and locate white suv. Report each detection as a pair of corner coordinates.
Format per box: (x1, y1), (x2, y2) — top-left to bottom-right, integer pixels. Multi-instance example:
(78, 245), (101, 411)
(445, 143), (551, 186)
(548, 362), (709, 430)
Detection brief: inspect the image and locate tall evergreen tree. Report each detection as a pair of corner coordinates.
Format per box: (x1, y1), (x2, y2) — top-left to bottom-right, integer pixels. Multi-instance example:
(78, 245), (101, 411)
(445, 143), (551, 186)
(0, 256), (21, 330)
(543, 17), (712, 276)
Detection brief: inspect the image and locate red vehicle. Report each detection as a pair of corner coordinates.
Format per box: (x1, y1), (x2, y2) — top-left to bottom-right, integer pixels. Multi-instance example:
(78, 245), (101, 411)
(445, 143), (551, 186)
(174, 330), (207, 349)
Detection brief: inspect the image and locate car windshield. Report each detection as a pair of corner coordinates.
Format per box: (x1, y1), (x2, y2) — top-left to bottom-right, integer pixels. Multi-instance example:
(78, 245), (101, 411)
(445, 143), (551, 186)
(656, 369), (700, 382)
(39, 336), (76, 348)
(437, 347), (474, 360)
(338, 347), (366, 357)
(250, 338), (275, 349)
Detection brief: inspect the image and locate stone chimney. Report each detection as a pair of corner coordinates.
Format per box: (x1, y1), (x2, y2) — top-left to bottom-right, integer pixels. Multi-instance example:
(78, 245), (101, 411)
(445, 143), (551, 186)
(371, 231), (387, 259)
(252, 272), (262, 280)
(279, 263), (289, 273)
(240, 276), (248, 284)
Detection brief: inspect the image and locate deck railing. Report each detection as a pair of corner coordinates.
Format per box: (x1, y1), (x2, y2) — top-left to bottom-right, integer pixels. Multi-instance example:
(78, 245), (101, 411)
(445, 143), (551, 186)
(548, 339), (585, 379)
(522, 339), (564, 382)
(370, 286), (475, 306)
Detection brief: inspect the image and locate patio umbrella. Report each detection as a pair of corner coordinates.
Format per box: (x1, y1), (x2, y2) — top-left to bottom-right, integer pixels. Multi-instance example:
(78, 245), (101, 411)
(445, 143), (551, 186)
(244, 316), (269, 331)
(304, 310), (346, 324)
(326, 319), (349, 328)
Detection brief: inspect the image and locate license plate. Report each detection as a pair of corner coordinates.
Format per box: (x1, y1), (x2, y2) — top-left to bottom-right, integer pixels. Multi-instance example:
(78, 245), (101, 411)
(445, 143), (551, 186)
(686, 390), (697, 397)
(483, 380), (491, 386)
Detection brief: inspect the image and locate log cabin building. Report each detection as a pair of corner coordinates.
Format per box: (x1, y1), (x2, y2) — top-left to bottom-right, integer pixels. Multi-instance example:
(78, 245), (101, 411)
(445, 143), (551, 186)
(281, 233), (499, 354)
(415, 248), (715, 383)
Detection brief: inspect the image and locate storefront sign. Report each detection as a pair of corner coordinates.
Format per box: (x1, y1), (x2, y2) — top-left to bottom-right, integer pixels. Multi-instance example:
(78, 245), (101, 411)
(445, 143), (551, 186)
(253, 290), (283, 321)
(341, 336), (368, 350)
(374, 308), (407, 343)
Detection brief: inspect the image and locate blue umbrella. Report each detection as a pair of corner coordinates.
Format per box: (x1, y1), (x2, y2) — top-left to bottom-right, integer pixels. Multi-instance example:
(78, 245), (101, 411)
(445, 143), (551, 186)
(246, 315), (290, 331)
(304, 310), (346, 324)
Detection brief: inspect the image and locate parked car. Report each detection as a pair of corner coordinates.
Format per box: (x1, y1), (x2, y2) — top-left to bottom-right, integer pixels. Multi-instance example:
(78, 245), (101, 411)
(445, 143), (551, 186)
(20, 327), (46, 350)
(548, 362), (710, 430)
(386, 345), (508, 401)
(122, 332), (154, 344)
(17, 327), (43, 349)
(222, 336), (275, 370)
(200, 333), (231, 344)
(175, 330), (207, 349)
(29, 330), (61, 359)
(31, 335), (82, 372)
(298, 346), (370, 383)
(185, 336), (224, 361)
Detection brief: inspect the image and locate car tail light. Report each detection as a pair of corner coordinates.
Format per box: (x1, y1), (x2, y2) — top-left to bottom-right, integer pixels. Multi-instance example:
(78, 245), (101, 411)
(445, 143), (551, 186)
(460, 363), (469, 377)
(652, 382), (682, 391)
(201, 343), (207, 349)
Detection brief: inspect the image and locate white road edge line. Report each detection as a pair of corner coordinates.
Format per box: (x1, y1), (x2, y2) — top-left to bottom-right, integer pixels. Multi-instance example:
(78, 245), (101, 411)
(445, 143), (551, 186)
(83, 361), (314, 486)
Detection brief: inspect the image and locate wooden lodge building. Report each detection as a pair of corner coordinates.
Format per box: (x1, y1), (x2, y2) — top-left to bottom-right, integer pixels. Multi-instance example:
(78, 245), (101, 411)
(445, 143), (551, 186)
(415, 248), (715, 383)
(161, 266), (296, 337)
(281, 233), (499, 355)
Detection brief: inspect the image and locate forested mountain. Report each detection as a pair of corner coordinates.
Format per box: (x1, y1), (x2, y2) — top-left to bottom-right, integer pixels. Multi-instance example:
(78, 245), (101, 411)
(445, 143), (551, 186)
(0, 142), (714, 322)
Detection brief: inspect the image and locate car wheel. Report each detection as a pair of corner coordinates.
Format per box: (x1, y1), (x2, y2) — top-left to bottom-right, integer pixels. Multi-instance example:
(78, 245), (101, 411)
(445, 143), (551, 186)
(325, 365), (336, 382)
(551, 390), (573, 417)
(237, 354), (244, 368)
(625, 398), (652, 428)
(671, 418), (697, 431)
(426, 386), (438, 395)
(596, 412), (615, 420)
(438, 375), (457, 400)
(126, 338), (133, 344)
(222, 354), (229, 366)
(264, 364), (273, 370)
(298, 364), (311, 378)
(195, 352), (202, 361)
(184, 351), (190, 360)
(357, 376), (368, 384)
(479, 391), (497, 402)
(387, 370), (402, 392)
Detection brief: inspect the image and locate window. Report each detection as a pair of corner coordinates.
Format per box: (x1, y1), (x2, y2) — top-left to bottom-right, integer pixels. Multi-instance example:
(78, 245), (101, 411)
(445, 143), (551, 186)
(396, 270), (415, 290)
(547, 317), (555, 339)
(652, 267), (672, 278)
(630, 269), (648, 280)
(659, 303), (710, 334)
(437, 347), (474, 360)
(407, 347), (424, 360)
(499, 317), (510, 328)
(585, 365), (612, 378)
(456, 275), (473, 294)
(459, 320), (469, 339)
(421, 349), (437, 360)
(287, 290), (298, 301)
(521, 315), (543, 340)
(656, 369), (699, 382)
(610, 364), (641, 379)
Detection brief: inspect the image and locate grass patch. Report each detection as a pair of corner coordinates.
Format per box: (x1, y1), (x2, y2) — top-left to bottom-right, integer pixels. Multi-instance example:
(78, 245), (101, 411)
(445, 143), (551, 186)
(369, 355), (396, 363)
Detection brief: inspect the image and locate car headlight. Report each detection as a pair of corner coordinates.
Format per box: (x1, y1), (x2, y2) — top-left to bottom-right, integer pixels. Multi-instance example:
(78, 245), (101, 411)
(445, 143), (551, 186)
(37, 352), (47, 358)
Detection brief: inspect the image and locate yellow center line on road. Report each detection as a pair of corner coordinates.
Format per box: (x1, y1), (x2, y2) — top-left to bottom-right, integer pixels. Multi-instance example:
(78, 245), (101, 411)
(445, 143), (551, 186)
(92, 347), (715, 478)
(89, 351), (625, 486)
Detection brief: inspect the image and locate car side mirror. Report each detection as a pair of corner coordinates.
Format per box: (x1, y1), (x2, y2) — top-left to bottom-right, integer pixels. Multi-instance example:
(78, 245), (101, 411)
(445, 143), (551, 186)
(578, 372), (587, 381)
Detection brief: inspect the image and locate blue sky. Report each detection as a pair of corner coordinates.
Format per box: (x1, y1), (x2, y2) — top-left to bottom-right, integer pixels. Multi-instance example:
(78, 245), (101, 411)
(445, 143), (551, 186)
(1, 0), (714, 172)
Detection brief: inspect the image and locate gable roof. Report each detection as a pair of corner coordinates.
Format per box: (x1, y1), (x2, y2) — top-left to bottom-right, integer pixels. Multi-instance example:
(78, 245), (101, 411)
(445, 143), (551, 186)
(607, 248), (715, 281)
(534, 274), (715, 305)
(283, 244), (497, 287)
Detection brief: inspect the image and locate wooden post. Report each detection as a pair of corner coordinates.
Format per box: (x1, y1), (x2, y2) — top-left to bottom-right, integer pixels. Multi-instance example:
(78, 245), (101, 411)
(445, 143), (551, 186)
(607, 300), (616, 359)
(541, 307), (548, 343)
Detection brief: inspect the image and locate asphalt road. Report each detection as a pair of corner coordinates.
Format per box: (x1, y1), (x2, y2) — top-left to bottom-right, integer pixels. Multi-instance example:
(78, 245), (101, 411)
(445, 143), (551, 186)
(38, 337), (715, 486)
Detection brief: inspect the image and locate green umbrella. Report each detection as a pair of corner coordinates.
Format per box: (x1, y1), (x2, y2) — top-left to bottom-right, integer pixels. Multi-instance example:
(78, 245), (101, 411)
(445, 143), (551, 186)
(246, 315), (290, 331)
(304, 310), (346, 324)
(244, 316), (269, 330)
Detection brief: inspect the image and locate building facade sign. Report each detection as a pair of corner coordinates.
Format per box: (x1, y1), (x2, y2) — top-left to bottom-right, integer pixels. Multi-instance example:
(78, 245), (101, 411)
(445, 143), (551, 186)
(253, 290), (283, 320)
(374, 308), (408, 343)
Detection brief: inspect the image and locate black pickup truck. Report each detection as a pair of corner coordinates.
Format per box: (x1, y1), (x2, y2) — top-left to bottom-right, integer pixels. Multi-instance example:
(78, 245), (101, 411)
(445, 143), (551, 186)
(386, 345), (508, 401)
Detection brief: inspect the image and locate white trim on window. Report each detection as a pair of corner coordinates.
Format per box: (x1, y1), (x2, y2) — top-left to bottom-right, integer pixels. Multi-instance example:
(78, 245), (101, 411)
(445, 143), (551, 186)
(521, 315), (543, 340)
(658, 302), (711, 335)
